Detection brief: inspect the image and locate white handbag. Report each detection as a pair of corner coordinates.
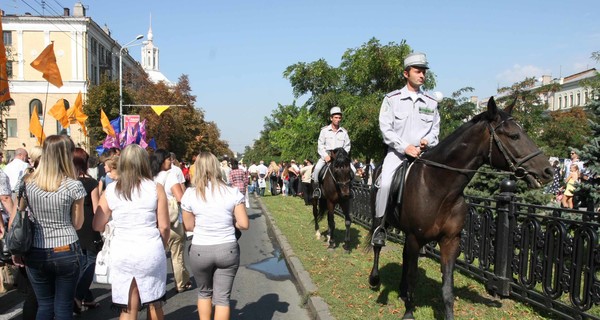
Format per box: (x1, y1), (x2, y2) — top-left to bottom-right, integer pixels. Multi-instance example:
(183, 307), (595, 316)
(94, 221), (114, 284)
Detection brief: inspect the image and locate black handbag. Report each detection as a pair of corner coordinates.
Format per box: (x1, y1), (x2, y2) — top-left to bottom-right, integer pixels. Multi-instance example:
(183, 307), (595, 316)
(5, 183), (35, 255)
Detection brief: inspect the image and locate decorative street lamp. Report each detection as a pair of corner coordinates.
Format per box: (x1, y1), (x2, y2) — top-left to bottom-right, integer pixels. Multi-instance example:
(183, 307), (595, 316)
(119, 34), (144, 132)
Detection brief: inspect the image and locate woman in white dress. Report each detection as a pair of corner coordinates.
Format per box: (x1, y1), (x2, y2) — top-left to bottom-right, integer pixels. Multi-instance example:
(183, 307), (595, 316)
(93, 145), (170, 320)
(181, 152), (249, 320)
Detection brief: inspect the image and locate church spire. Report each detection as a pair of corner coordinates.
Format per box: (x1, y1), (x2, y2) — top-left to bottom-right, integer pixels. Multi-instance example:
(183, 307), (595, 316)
(147, 13), (153, 42)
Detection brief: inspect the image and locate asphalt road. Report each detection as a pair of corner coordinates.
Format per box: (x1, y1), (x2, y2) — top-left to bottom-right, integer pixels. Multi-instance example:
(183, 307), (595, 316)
(0, 195), (311, 320)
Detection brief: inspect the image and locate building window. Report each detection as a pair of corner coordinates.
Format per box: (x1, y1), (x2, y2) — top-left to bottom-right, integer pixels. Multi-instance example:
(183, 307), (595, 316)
(558, 97), (562, 109)
(29, 99), (43, 137)
(3, 31), (11, 46)
(584, 91), (588, 104)
(577, 93), (581, 106)
(5, 119), (17, 137)
(570, 94), (573, 107)
(56, 99), (70, 134)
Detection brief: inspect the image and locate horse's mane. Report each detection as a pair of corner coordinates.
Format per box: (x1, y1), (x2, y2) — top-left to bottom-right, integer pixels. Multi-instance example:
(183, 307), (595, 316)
(332, 147), (351, 168)
(424, 109), (508, 157)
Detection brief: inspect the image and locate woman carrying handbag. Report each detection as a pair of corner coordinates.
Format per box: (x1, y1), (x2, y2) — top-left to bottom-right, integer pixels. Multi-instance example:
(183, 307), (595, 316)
(8, 135), (86, 320)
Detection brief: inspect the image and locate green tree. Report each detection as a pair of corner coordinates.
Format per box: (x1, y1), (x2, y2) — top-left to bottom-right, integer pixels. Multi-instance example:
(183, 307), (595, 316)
(437, 87), (477, 140)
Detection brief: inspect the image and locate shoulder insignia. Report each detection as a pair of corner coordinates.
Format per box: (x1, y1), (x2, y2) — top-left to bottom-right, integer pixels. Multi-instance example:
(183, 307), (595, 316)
(385, 89), (402, 98)
(423, 93), (436, 101)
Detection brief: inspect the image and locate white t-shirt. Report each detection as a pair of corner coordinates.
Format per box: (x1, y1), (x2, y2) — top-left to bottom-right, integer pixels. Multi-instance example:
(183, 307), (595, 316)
(180, 183), (244, 246)
(169, 165), (186, 184)
(154, 170), (180, 199)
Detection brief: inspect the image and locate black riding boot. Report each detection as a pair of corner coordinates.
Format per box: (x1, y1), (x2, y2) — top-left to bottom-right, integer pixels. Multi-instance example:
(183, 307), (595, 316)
(371, 217), (387, 247)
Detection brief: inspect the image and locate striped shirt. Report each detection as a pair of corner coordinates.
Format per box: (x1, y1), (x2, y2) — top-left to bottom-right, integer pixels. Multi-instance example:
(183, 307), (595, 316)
(26, 178), (86, 248)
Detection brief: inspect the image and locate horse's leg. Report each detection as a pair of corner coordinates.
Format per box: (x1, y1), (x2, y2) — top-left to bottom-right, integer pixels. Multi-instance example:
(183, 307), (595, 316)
(368, 244), (382, 289)
(438, 235), (461, 320)
(326, 201), (336, 248)
(312, 198), (320, 240)
(400, 234), (420, 320)
(341, 200), (352, 252)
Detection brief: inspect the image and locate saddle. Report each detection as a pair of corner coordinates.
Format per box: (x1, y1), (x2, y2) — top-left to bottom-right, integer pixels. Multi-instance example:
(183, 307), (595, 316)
(317, 163), (331, 184)
(374, 160), (411, 215)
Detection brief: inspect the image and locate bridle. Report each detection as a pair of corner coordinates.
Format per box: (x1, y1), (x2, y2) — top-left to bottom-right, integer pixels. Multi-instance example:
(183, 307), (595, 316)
(416, 117), (542, 180)
(486, 117), (542, 179)
(326, 162), (353, 193)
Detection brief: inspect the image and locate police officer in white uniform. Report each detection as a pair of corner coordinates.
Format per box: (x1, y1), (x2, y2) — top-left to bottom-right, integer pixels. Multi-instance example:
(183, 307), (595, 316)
(372, 52), (440, 247)
(312, 106), (355, 198)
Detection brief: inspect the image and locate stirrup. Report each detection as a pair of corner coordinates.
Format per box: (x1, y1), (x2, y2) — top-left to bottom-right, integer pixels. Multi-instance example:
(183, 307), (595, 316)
(313, 188), (321, 199)
(371, 225), (387, 247)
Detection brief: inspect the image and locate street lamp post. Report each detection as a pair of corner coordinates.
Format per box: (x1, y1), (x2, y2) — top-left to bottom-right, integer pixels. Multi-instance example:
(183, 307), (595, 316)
(119, 34), (144, 132)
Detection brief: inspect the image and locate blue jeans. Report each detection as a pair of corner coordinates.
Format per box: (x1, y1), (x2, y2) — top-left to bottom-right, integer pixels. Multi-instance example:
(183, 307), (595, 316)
(76, 249), (97, 302)
(26, 242), (81, 320)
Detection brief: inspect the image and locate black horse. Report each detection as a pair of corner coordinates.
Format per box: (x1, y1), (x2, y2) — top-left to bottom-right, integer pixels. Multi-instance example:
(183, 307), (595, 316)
(313, 147), (353, 251)
(368, 97), (553, 319)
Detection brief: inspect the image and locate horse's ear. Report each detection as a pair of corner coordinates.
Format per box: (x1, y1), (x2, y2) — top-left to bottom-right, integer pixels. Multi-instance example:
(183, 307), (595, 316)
(504, 96), (517, 114)
(485, 97), (499, 120)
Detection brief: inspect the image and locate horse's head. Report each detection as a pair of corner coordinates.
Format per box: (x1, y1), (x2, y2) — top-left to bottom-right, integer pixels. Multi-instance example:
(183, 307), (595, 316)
(482, 97), (553, 188)
(330, 147), (353, 198)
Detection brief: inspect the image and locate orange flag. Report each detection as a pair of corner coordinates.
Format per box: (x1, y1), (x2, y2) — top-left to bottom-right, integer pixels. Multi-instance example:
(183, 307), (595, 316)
(0, 15), (11, 102)
(29, 105), (45, 145)
(68, 91), (88, 136)
(101, 109), (116, 137)
(30, 43), (63, 88)
(48, 99), (69, 128)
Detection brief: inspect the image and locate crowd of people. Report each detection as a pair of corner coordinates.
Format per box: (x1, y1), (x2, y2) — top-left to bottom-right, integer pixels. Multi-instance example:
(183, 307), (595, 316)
(0, 138), (248, 320)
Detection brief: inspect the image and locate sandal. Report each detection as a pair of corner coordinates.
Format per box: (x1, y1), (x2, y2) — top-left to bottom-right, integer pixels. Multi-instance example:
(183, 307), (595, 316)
(177, 282), (192, 293)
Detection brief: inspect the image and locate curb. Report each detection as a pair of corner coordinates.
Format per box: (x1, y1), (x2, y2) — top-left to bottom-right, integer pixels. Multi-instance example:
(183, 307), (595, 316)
(254, 196), (335, 320)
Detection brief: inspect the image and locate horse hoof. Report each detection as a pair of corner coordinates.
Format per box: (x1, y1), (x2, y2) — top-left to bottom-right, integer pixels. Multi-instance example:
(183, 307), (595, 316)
(368, 275), (380, 289)
(402, 312), (415, 320)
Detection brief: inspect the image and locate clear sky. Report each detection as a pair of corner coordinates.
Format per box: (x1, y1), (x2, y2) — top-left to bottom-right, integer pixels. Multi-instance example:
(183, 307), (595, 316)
(7, 0), (600, 153)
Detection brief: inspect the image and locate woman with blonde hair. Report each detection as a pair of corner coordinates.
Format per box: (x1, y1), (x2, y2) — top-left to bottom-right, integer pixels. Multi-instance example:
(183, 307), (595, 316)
(561, 164), (580, 209)
(181, 152), (249, 320)
(93, 144), (170, 320)
(9, 135), (86, 319)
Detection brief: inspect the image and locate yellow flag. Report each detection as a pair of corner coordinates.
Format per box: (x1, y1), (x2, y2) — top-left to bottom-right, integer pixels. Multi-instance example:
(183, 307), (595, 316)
(0, 15), (11, 103)
(151, 105), (170, 116)
(101, 109), (116, 137)
(29, 106), (45, 145)
(48, 99), (69, 128)
(68, 92), (88, 136)
(30, 43), (63, 88)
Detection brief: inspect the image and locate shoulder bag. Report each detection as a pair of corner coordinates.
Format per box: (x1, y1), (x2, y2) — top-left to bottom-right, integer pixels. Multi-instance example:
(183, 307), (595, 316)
(5, 182), (36, 255)
(94, 221), (114, 284)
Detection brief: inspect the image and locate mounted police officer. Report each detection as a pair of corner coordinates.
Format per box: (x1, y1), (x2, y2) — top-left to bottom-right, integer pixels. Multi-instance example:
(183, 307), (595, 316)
(312, 106), (355, 198)
(372, 52), (441, 247)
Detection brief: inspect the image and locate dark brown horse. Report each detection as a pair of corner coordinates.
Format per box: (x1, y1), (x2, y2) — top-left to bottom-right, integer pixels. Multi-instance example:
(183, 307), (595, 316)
(368, 97), (553, 319)
(313, 147), (353, 251)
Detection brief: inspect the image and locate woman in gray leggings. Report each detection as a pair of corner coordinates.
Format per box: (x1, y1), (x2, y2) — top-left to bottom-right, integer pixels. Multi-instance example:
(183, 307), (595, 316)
(181, 152), (249, 320)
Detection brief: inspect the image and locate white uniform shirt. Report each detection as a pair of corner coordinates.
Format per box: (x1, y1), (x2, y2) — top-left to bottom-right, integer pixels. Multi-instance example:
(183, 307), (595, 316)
(379, 86), (440, 154)
(317, 124), (351, 160)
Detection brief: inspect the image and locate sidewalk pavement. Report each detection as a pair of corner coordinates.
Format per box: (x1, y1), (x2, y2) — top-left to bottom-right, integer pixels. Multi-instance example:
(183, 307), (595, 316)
(254, 195), (335, 320)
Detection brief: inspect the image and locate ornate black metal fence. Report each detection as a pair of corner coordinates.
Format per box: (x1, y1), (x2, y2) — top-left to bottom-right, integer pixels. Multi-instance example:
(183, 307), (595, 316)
(346, 181), (600, 320)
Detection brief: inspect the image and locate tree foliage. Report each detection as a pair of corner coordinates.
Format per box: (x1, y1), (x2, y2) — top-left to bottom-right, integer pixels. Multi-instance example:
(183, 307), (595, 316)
(84, 74), (232, 161)
(249, 38), (437, 163)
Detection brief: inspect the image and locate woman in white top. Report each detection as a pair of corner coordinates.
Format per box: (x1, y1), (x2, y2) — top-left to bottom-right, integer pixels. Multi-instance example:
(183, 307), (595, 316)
(181, 152), (249, 320)
(93, 145), (170, 320)
(150, 149), (191, 293)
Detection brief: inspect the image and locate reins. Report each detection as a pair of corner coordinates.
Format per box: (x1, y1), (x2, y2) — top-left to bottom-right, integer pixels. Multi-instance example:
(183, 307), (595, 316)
(415, 117), (542, 180)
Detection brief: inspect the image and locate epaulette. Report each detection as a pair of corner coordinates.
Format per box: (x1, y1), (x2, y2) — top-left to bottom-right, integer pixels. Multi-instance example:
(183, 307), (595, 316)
(423, 93), (439, 104)
(385, 89), (402, 98)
